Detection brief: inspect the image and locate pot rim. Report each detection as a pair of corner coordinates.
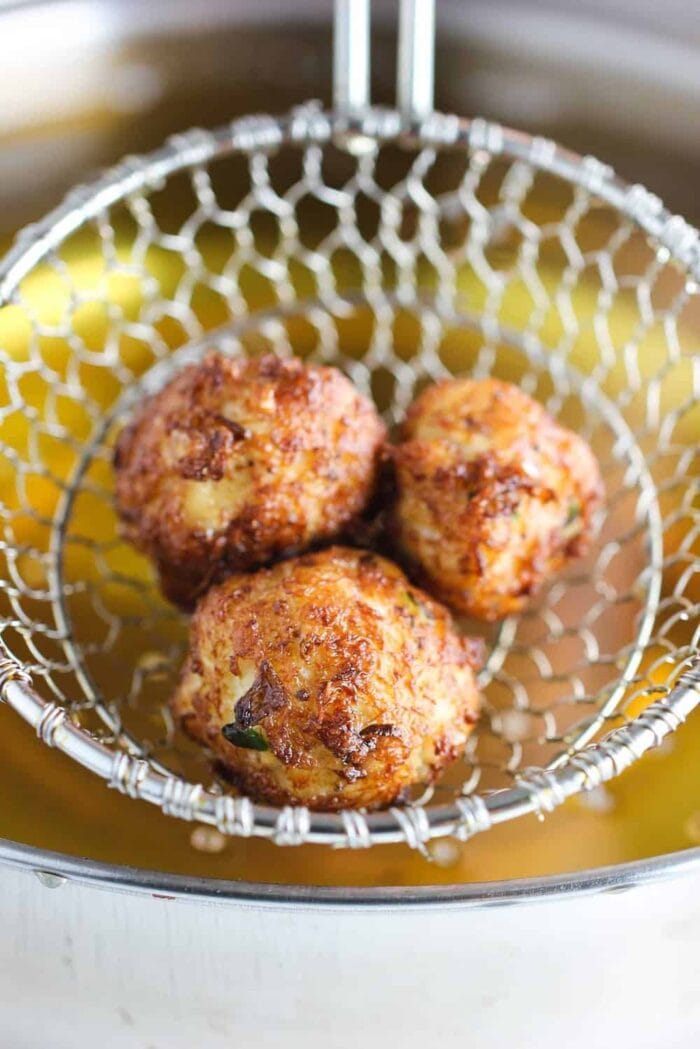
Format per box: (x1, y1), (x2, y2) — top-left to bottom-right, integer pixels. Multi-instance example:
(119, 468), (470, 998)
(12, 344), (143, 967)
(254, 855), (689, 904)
(0, 836), (698, 908)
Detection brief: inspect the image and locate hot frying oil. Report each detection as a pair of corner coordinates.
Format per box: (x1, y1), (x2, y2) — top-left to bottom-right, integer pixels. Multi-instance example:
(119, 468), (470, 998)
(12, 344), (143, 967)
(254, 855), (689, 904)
(0, 222), (698, 887)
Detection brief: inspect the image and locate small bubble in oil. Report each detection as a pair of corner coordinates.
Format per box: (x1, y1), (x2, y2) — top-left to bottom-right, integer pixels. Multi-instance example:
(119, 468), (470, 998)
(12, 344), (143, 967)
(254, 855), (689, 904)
(190, 826), (228, 854)
(498, 709), (531, 743)
(136, 651), (170, 677)
(428, 839), (462, 868)
(647, 736), (676, 760)
(684, 812), (700, 845)
(577, 786), (616, 814)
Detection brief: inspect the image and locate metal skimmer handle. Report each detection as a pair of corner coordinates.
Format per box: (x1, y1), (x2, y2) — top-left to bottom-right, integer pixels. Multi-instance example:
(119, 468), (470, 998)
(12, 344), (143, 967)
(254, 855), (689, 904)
(333, 0), (436, 120)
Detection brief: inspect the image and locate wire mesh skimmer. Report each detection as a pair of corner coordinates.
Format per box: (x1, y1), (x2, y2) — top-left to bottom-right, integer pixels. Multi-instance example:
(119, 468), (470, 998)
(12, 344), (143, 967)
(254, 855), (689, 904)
(0, 0), (699, 849)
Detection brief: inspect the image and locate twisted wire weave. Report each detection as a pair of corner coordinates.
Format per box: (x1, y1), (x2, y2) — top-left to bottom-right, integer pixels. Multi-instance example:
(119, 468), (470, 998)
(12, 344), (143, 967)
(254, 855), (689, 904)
(0, 106), (698, 847)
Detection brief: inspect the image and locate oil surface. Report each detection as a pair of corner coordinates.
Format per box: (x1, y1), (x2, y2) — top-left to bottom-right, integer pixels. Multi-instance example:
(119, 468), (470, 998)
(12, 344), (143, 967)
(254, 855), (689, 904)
(1, 701), (699, 885)
(0, 207), (698, 888)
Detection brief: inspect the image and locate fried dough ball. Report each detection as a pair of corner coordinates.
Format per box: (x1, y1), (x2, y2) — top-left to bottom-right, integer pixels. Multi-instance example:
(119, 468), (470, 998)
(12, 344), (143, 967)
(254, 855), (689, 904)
(171, 546), (482, 811)
(114, 352), (386, 608)
(392, 378), (604, 621)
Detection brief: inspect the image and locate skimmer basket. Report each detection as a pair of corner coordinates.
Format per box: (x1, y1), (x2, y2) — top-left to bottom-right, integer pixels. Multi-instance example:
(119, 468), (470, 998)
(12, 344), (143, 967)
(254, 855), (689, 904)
(0, 2), (699, 849)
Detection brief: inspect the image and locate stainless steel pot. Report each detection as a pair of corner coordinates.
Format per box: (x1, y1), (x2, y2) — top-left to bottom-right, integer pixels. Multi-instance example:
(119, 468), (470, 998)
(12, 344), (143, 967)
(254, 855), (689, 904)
(0, 840), (699, 1048)
(0, 2), (699, 1046)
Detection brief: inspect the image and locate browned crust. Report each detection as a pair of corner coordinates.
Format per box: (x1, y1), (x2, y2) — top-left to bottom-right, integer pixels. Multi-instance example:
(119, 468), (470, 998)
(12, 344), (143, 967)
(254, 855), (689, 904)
(114, 353), (388, 608)
(171, 546), (482, 811)
(392, 378), (604, 620)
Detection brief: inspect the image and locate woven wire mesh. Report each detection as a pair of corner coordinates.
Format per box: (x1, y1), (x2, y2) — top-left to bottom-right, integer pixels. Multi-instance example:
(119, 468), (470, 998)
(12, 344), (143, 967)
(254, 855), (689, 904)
(0, 105), (699, 847)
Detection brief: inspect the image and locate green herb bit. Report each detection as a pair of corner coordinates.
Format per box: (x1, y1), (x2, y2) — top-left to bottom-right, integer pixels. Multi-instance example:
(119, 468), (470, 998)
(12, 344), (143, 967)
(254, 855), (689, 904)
(566, 501), (581, 525)
(221, 724), (270, 751)
(405, 589), (435, 620)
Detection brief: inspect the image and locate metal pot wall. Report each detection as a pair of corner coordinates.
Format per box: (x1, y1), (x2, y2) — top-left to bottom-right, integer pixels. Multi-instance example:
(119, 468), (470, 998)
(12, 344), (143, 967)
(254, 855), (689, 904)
(1, 842), (699, 1049)
(0, 2), (699, 1046)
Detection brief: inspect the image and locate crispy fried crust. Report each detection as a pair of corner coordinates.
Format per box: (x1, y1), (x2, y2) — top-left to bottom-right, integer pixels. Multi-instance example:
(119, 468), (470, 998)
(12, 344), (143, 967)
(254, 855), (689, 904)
(392, 378), (604, 620)
(113, 353), (387, 607)
(171, 546), (482, 811)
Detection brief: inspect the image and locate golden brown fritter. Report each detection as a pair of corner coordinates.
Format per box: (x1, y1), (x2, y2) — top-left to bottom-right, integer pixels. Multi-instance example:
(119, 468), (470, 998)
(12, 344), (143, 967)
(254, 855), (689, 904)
(113, 352), (387, 608)
(171, 546), (482, 811)
(391, 378), (604, 621)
